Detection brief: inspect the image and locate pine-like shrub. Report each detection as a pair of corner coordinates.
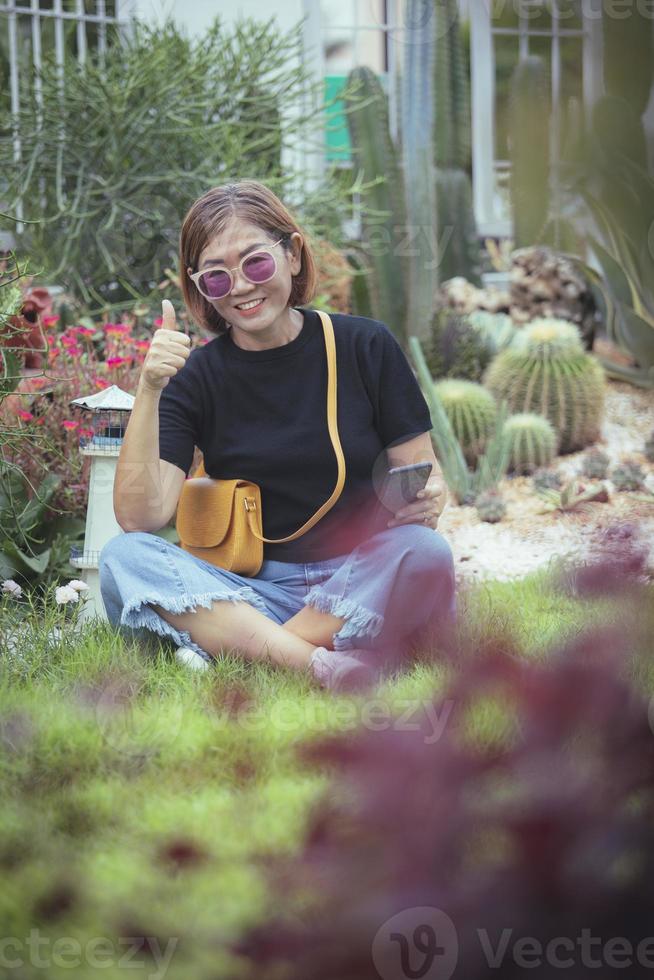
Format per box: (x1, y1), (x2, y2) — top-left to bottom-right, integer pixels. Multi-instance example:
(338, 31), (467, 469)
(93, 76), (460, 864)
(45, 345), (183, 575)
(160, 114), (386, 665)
(483, 317), (605, 453)
(502, 413), (557, 475)
(434, 379), (497, 466)
(424, 312), (494, 383)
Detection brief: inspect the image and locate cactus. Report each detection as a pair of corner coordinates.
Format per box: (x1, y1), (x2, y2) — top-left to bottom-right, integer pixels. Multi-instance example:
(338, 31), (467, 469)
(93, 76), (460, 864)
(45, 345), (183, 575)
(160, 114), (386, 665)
(410, 335), (512, 504)
(468, 311), (517, 355)
(610, 461), (646, 492)
(401, 0), (437, 340)
(475, 489), (506, 524)
(434, 379), (497, 466)
(435, 168), (482, 286)
(424, 311), (494, 382)
(508, 56), (551, 248)
(502, 413), (557, 475)
(483, 318), (606, 454)
(433, 0), (481, 285)
(644, 431), (654, 464)
(532, 468), (562, 493)
(580, 448), (610, 480)
(344, 67), (408, 340)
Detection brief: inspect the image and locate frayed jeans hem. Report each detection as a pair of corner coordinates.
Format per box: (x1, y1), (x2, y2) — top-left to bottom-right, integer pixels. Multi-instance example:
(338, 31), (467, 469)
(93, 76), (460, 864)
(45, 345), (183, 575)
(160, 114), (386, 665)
(302, 586), (385, 653)
(120, 586), (271, 665)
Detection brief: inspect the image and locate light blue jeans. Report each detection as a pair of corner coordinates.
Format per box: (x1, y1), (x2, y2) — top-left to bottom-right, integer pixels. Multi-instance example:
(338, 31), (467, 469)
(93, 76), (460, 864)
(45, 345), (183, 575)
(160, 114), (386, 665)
(98, 524), (457, 666)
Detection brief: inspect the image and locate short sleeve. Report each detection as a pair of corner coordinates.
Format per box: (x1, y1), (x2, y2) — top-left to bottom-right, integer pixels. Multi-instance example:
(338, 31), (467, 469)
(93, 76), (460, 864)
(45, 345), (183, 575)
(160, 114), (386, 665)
(364, 321), (433, 448)
(157, 355), (202, 475)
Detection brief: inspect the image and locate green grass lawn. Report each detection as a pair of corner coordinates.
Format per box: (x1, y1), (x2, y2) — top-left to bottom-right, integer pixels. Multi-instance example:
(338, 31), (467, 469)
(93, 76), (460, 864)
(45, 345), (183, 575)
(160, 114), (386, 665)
(1, 559), (653, 979)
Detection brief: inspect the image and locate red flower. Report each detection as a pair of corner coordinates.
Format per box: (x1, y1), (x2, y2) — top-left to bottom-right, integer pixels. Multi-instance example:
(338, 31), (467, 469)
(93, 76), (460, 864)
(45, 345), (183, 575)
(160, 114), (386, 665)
(106, 355), (130, 368)
(62, 420), (78, 431)
(43, 314), (60, 328)
(17, 409), (34, 421)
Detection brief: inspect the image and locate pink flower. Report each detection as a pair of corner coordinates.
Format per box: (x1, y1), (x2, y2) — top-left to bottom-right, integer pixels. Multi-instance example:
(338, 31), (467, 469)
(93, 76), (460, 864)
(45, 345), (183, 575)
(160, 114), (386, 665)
(62, 420), (78, 431)
(17, 409), (34, 421)
(79, 427), (94, 439)
(76, 326), (95, 338)
(135, 340), (150, 351)
(106, 356), (130, 369)
(92, 376), (110, 390)
(154, 317), (163, 327)
(105, 324), (131, 336)
(43, 315), (60, 328)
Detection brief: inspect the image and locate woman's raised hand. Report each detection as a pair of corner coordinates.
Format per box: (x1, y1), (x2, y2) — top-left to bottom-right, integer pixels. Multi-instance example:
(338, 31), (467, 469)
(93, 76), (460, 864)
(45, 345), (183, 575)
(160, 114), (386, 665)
(139, 299), (192, 392)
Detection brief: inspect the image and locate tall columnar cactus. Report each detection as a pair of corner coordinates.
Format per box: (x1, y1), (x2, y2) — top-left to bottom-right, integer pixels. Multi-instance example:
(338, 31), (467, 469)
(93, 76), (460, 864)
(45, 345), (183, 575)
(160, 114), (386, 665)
(433, 0), (481, 285)
(483, 318), (606, 454)
(434, 379), (497, 466)
(502, 413), (557, 475)
(344, 67), (408, 341)
(400, 0), (437, 342)
(433, 0), (470, 171)
(508, 56), (551, 248)
(435, 168), (482, 285)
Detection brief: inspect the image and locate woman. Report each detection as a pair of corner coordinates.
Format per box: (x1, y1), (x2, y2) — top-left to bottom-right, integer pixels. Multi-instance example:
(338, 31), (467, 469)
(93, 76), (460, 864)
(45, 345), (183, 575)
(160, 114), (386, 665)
(99, 179), (455, 692)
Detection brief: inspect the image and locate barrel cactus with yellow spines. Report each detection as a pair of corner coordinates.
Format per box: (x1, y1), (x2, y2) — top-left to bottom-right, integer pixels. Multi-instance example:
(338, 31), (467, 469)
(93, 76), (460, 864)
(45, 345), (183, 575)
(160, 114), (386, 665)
(483, 318), (606, 453)
(434, 379), (497, 467)
(502, 413), (557, 475)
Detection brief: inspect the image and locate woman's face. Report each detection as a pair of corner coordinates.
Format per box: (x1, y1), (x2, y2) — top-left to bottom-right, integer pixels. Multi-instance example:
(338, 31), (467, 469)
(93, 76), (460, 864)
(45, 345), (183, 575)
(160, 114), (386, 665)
(190, 217), (303, 330)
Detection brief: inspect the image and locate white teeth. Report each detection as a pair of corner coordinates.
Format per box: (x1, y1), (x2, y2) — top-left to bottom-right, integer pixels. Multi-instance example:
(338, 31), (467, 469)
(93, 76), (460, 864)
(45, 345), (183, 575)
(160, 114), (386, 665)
(236, 299), (264, 311)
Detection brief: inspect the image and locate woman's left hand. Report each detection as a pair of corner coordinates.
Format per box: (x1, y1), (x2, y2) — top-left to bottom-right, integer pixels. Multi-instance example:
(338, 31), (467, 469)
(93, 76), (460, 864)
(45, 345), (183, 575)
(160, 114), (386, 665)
(387, 475), (449, 529)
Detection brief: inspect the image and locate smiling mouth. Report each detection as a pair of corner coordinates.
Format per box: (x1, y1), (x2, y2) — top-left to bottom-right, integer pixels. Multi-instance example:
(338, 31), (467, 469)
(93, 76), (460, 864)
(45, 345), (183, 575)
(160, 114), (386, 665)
(234, 298), (265, 311)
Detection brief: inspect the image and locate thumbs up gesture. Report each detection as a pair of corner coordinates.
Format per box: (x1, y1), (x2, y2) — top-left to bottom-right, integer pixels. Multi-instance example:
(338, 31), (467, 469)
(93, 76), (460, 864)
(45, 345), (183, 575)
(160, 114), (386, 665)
(139, 299), (192, 392)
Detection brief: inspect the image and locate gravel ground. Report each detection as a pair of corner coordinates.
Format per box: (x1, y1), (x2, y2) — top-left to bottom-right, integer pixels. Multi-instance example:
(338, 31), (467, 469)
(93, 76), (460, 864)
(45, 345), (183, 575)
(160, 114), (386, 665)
(436, 380), (654, 584)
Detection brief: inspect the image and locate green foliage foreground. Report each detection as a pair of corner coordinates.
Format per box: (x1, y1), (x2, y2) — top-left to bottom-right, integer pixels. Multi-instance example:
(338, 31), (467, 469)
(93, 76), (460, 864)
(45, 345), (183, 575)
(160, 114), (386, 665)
(1, 561), (653, 979)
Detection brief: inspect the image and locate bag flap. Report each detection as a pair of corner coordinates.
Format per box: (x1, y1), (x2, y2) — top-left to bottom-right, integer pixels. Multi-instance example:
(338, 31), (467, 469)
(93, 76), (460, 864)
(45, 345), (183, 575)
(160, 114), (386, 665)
(176, 477), (240, 547)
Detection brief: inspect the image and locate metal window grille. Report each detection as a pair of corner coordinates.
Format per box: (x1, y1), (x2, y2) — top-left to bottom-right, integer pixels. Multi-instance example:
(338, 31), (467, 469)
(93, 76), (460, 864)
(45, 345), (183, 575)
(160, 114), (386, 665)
(471, 0), (603, 237)
(0, 0), (136, 234)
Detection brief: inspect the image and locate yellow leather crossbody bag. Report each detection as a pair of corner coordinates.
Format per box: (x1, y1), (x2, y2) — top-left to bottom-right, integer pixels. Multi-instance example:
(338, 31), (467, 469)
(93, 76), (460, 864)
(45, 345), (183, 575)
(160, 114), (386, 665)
(175, 311), (345, 576)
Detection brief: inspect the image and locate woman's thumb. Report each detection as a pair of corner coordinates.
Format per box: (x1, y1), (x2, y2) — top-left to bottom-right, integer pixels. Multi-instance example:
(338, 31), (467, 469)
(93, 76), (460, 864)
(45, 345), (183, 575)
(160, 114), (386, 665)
(161, 298), (180, 331)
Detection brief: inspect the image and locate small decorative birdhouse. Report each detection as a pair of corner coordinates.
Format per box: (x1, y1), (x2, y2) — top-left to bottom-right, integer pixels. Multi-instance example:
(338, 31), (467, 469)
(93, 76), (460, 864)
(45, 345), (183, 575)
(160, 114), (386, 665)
(68, 385), (134, 621)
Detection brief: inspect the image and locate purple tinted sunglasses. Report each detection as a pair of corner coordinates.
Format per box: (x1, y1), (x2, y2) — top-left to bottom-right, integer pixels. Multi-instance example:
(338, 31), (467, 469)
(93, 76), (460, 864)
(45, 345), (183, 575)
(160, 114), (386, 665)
(189, 237), (286, 300)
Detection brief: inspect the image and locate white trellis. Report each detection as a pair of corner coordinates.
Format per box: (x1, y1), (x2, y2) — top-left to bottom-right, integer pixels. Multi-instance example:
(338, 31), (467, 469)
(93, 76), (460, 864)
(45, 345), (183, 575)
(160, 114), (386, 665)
(0, 0), (136, 238)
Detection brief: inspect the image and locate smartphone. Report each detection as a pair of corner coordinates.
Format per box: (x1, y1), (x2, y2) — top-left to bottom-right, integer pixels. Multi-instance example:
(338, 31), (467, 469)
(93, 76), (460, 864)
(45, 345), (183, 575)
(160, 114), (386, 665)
(378, 461), (433, 515)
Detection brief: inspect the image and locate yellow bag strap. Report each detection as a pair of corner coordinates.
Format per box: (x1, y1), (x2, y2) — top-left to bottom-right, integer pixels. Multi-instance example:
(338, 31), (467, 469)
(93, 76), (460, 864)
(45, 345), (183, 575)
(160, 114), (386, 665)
(193, 310), (346, 544)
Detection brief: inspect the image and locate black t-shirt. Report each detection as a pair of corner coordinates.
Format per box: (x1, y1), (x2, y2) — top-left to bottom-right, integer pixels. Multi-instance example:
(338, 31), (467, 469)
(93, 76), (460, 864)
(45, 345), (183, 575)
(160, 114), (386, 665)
(158, 307), (433, 562)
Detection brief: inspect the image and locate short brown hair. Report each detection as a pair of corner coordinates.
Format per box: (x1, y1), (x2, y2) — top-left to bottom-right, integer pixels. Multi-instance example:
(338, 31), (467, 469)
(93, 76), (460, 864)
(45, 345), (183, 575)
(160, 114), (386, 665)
(179, 179), (319, 336)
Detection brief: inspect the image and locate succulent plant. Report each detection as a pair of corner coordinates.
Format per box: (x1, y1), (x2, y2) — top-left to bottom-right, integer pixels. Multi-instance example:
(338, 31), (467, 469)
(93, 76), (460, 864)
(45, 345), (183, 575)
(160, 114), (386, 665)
(580, 448), (610, 480)
(474, 489), (507, 523)
(502, 412), (557, 475)
(537, 479), (610, 512)
(434, 378), (497, 466)
(424, 311), (494, 383)
(532, 468), (563, 492)
(483, 317), (606, 453)
(644, 431), (654, 463)
(610, 461), (646, 491)
(467, 310), (517, 355)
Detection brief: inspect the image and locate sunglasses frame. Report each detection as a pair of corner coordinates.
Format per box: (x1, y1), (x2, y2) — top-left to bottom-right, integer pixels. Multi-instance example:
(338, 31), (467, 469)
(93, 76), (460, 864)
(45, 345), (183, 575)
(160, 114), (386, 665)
(188, 236), (287, 301)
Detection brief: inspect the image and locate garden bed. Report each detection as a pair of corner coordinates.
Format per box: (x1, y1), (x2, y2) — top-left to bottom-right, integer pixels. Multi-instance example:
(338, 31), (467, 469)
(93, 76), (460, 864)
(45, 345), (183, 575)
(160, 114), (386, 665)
(438, 379), (654, 583)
